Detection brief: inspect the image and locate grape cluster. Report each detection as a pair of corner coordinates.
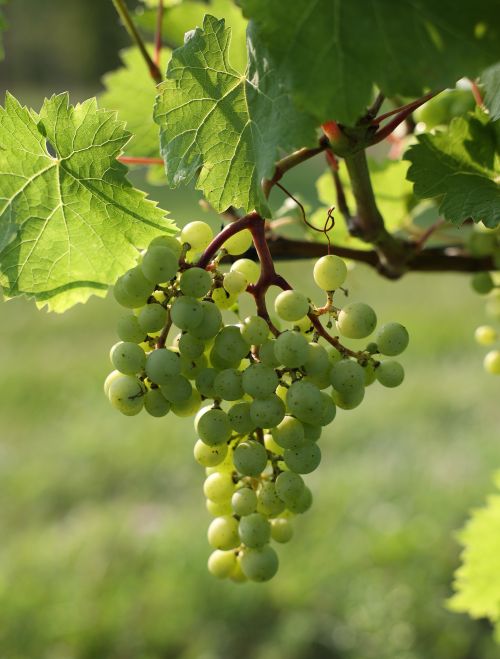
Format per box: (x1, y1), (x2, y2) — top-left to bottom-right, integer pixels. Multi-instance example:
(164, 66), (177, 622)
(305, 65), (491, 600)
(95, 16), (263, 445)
(468, 225), (500, 375)
(104, 220), (409, 582)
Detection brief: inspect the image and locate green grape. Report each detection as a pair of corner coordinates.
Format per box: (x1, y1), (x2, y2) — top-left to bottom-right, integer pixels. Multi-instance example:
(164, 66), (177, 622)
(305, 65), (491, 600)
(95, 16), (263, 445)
(209, 346), (240, 370)
(484, 350), (500, 375)
(240, 315), (269, 345)
(264, 432), (283, 455)
(204, 472), (235, 503)
(257, 481), (285, 516)
(239, 513), (271, 548)
(117, 314), (146, 343)
(337, 302), (377, 339)
(159, 374), (192, 403)
(376, 361), (405, 387)
(214, 368), (244, 401)
(230, 258), (260, 284)
(149, 234), (182, 257)
(271, 416), (306, 450)
(207, 515), (239, 550)
(486, 292), (500, 321)
(274, 330), (309, 367)
(228, 402), (255, 434)
(239, 545), (279, 582)
(331, 386), (365, 410)
(214, 326), (250, 362)
(287, 485), (313, 514)
(196, 407), (232, 446)
(275, 471), (305, 506)
(170, 389), (202, 417)
(293, 315), (314, 334)
(138, 303), (167, 333)
(141, 245), (178, 284)
(195, 368), (218, 398)
(313, 254), (348, 290)
(194, 439), (228, 467)
(363, 362), (377, 386)
(233, 439), (268, 476)
(270, 518), (293, 543)
(286, 380), (324, 425)
(303, 343), (330, 377)
(180, 353), (208, 380)
(330, 359), (365, 396)
(232, 487), (258, 516)
(212, 286), (238, 310)
(475, 325), (498, 346)
(303, 423), (322, 442)
(179, 267), (212, 298)
(181, 221), (214, 252)
(178, 332), (205, 359)
(113, 267), (155, 308)
(242, 363), (279, 399)
(328, 347), (343, 366)
(144, 388), (171, 417)
(206, 499), (233, 516)
(110, 341), (146, 375)
(467, 231), (496, 256)
(207, 550), (237, 579)
(223, 270), (248, 295)
(274, 290), (310, 322)
(170, 296), (204, 331)
(224, 228), (253, 255)
(108, 375), (145, 416)
(250, 394), (286, 428)
(471, 271), (494, 295)
(104, 370), (121, 398)
(229, 558), (248, 583)
(188, 301), (222, 340)
(375, 322), (409, 356)
(284, 443), (321, 474)
(145, 348), (181, 384)
(259, 340), (280, 367)
(318, 392), (336, 426)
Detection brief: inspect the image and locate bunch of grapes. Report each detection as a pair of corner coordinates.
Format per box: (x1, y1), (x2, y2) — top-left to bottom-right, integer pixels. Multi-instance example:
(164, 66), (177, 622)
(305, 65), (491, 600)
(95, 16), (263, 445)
(104, 219), (409, 582)
(468, 225), (500, 376)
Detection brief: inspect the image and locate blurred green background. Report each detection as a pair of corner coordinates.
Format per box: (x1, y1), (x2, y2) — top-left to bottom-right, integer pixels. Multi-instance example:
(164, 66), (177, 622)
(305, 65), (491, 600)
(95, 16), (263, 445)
(1, 2), (499, 658)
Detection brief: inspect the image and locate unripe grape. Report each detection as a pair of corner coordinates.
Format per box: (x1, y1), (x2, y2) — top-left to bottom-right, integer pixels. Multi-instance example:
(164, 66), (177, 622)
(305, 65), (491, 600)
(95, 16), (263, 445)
(484, 350), (500, 375)
(376, 360), (405, 387)
(179, 267), (212, 298)
(207, 550), (237, 578)
(257, 481), (285, 516)
(286, 380), (324, 425)
(471, 271), (494, 295)
(271, 416), (306, 450)
(284, 443), (321, 474)
(259, 340), (280, 367)
(467, 231), (496, 256)
(270, 518), (293, 543)
(318, 392), (337, 426)
(144, 388), (171, 417)
(229, 558), (248, 583)
(138, 303), (167, 333)
(303, 343), (330, 377)
(264, 432), (283, 455)
(117, 313), (146, 343)
(250, 394), (286, 428)
(242, 363), (279, 399)
(181, 221), (213, 252)
(303, 423), (322, 441)
(170, 296), (204, 330)
(223, 270), (248, 295)
(149, 234), (182, 257)
(331, 386), (365, 410)
(474, 325), (497, 346)
(113, 267), (155, 308)
(239, 545), (279, 582)
(145, 348), (181, 384)
(110, 341), (146, 375)
(313, 254), (348, 290)
(207, 515), (239, 550)
(104, 370), (121, 398)
(214, 368), (244, 401)
(194, 439), (228, 467)
(375, 322), (409, 356)
(232, 488), (257, 516)
(108, 375), (145, 416)
(196, 407), (232, 446)
(275, 470), (305, 506)
(227, 402), (255, 434)
(195, 367), (218, 398)
(160, 375), (192, 403)
(178, 332), (205, 359)
(330, 359), (364, 396)
(337, 302), (377, 339)
(274, 290), (309, 322)
(239, 513), (271, 548)
(170, 389), (202, 417)
(141, 245), (178, 284)
(363, 362), (377, 386)
(274, 330), (309, 367)
(240, 315), (269, 345)
(224, 229), (253, 255)
(189, 301), (222, 340)
(212, 287), (238, 310)
(233, 439), (268, 476)
(214, 326), (250, 362)
(230, 258), (260, 284)
(203, 472), (235, 503)
(287, 485), (313, 514)
(206, 499), (232, 516)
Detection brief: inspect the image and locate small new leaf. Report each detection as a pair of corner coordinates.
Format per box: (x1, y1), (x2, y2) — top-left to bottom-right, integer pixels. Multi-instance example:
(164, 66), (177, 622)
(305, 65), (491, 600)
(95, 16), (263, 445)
(405, 110), (500, 228)
(154, 14), (316, 215)
(0, 93), (174, 312)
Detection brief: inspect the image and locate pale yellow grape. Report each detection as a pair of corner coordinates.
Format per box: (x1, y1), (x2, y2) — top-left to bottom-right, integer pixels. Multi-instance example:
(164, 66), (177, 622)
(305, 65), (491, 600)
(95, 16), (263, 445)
(230, 258), (260, 284)
(484, 350), (500, 374)
(208, 550), (237, 578)
(223, 270), (248, 295)
(475, 325), (497, 346)
(203, 472), (235, 503)
(194, 440), (228, 467)
(313, 254), (347, 290)
(181, 221), (214, 252)
(207, 515), (240, 550)
(270, 518), (294, 543)
(206, 499), (232, 516)
(223, 229), (253, 255)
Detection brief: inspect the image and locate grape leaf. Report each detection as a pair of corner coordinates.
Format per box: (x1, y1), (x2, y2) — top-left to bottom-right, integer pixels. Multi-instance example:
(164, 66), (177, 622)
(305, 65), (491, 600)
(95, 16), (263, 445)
(239, 0), (500, 125)
(0, 93), (174, 312)
(154, 14), (317, 216)
(448, 472), (500, 636)
(100, 46), (171, 159)
(405, 109), (500, 228)
(481, 62), (500, 121)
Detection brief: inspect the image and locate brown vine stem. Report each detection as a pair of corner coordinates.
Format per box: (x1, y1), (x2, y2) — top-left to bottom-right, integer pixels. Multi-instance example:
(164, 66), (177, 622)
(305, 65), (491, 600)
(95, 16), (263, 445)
(369, 90), (441, 145)
(154, 0), (164, 67)
(262, 139), (329, 198)
(111, 0), (162, 84)
(118, 156), (164, 166)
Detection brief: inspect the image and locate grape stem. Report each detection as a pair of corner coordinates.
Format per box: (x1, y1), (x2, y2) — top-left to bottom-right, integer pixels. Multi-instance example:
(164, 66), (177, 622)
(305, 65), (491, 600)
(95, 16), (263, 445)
(156, 308), (172, 349)
(154, 0), (164, 68)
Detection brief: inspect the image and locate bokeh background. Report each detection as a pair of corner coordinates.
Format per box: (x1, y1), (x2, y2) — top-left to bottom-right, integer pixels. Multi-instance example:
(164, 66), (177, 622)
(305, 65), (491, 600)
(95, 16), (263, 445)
(1, 2), (499, 658)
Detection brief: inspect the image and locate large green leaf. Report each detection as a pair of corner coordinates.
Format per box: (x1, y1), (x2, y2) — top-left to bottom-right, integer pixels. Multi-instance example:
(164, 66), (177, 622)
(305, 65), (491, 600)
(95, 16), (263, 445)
(154, 14), (316, 216)
(0, 93), (174, 312)
(100, 46), (171, 158)
(240, 0), (500, 125)
(481, 62), (500, 121)
(448, 472), (500, 638)
(405, 109), (500, 228)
